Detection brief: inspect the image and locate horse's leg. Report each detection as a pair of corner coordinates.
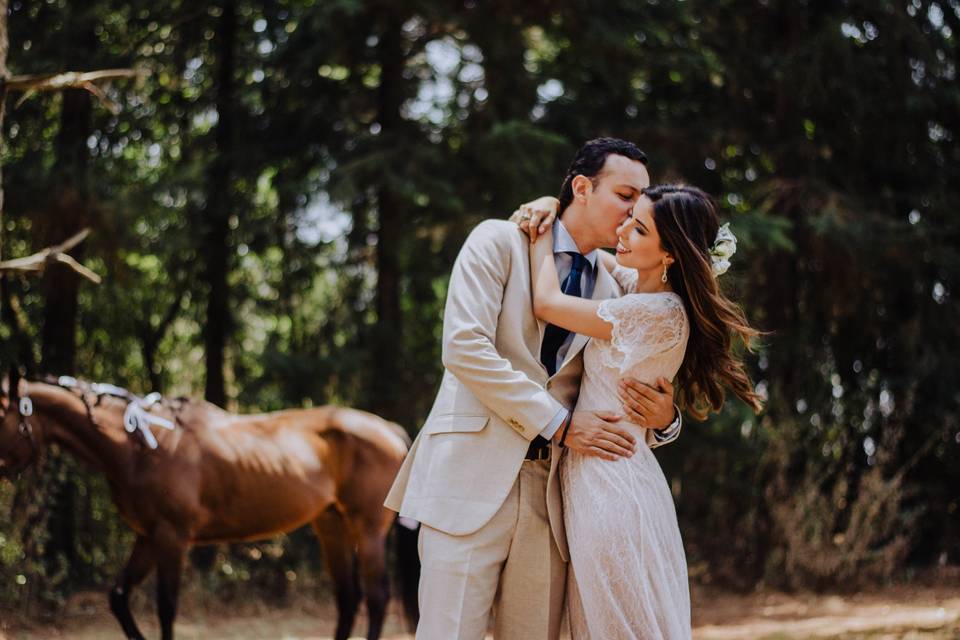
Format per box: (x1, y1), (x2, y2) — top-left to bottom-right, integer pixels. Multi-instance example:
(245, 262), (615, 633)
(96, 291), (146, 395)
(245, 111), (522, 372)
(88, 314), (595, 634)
(109, 535), (156, 640)
(312, 507), (361, 640)
(153, 527), (188, 640)
(353, 516), (392, 640)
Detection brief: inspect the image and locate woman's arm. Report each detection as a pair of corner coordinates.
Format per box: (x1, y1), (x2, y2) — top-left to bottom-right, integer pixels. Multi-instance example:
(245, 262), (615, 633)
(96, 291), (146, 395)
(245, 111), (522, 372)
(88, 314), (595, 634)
(599, 251), (640, 293)
(510, 196), (560, 243)
(530, 228), (613, 341)
(597, 249), (617, 273)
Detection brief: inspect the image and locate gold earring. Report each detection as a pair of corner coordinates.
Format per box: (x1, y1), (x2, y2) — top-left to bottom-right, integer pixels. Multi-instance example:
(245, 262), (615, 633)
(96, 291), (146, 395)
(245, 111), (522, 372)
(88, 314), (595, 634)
(661, 264), (668, 283)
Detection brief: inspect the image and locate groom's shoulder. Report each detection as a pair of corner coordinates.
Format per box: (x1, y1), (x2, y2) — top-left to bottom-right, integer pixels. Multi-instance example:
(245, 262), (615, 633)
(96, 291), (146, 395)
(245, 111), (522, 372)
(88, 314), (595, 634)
(462, 219), (524, 253)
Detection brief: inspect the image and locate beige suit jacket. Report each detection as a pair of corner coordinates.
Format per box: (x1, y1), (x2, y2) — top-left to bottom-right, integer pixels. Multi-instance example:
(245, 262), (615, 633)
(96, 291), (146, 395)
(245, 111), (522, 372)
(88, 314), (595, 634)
(385, 219), (678, 561)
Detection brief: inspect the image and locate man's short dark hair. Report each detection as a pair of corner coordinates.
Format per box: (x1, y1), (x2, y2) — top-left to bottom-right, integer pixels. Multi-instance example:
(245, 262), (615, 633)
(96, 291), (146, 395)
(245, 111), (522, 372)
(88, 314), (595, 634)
(558, 138), (648, 213)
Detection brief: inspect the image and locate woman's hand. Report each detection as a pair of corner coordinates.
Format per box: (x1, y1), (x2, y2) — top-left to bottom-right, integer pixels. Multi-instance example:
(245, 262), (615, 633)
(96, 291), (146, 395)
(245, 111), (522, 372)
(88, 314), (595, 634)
(509, 196), (560, 243)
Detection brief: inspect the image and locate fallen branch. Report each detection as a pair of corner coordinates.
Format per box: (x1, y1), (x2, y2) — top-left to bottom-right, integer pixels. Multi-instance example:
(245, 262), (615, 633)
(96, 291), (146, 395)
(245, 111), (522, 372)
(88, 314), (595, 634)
(0, 228), (101, 283)
(3, 68), (147, 113)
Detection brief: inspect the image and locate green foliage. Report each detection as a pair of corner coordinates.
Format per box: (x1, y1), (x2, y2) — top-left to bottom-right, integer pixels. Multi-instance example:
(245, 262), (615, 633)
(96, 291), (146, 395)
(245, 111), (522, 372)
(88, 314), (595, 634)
(0, 0), (957, 616)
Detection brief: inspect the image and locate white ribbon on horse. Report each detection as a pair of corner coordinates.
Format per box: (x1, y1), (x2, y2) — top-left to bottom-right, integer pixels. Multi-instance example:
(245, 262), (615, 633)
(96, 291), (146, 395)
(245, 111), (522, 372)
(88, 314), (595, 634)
(123, 401), (175, 450)
(93, 382), (131, 397)
(58, 376), (173, 450)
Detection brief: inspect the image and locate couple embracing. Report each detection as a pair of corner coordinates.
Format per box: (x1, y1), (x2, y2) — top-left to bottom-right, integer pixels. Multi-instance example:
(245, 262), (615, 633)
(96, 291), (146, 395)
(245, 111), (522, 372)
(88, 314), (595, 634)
(386, 138), (762, 639)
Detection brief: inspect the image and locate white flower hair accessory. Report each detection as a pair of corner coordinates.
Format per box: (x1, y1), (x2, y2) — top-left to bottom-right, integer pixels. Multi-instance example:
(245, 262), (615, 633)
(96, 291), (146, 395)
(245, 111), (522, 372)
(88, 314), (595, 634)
(709, 223), (737, 277)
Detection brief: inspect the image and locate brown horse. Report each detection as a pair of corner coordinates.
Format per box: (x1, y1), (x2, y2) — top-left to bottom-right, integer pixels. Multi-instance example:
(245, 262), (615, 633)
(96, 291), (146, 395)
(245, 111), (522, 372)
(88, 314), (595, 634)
(0, 371), (418, 640)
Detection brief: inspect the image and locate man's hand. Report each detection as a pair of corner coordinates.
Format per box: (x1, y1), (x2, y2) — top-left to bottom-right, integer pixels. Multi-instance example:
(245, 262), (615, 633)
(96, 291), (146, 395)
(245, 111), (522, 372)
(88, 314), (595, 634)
(618, 377), (675, 429)
(557, 411), (637, 461)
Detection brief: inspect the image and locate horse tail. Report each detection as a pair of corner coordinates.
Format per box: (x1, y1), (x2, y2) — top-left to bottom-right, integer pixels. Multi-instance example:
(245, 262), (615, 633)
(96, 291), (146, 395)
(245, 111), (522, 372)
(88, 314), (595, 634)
(392, 517), (420, 631)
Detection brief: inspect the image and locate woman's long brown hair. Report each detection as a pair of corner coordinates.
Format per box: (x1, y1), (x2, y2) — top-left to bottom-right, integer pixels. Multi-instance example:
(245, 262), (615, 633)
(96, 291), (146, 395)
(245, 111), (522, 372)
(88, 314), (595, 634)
(644, 184), (763, 420)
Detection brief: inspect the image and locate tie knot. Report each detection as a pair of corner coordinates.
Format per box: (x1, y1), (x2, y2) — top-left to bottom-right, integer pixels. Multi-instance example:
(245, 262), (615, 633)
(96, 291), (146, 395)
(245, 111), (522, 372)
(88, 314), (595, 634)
(567, 252), (587, 274)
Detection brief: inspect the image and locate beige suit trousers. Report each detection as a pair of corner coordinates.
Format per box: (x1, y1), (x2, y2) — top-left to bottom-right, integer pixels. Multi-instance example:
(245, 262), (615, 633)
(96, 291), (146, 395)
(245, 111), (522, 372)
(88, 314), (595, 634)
(416, 458), (566, 640)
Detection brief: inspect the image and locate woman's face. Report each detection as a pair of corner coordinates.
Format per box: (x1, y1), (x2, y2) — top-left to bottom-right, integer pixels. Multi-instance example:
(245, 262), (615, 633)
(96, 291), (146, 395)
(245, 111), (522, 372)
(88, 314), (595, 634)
(615, 196), (672, 274)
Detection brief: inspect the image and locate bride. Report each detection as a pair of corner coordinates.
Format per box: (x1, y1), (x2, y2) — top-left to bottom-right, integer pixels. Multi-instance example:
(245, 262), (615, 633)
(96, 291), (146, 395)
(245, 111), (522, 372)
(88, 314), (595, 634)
(521, 184), (762, 639)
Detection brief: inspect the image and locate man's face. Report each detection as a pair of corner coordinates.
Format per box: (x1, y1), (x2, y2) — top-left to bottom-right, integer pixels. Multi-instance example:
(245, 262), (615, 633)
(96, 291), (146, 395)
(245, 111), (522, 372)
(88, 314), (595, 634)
(582, 154), (651, 248)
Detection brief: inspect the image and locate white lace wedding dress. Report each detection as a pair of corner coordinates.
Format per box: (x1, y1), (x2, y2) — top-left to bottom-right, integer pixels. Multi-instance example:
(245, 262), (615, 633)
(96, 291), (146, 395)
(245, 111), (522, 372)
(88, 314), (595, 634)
(561, 266), (692, 639)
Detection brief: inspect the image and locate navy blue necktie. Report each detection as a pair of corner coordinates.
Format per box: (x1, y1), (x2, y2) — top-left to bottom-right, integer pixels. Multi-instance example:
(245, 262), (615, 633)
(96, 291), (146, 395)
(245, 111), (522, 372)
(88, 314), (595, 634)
(540, 252), (588, 376)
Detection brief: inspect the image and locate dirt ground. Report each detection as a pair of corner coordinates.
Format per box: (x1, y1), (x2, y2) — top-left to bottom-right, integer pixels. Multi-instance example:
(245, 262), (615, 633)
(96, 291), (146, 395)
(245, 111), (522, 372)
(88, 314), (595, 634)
(1, 583), (958, 639)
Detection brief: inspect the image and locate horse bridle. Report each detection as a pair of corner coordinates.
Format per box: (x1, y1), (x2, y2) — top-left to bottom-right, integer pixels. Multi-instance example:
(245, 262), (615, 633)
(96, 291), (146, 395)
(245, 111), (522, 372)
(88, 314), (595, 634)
(3, 380), (108, 463)
(1, 393), (39, 460)
(3, 378), (182, 460)
(3, 376), (108, 464)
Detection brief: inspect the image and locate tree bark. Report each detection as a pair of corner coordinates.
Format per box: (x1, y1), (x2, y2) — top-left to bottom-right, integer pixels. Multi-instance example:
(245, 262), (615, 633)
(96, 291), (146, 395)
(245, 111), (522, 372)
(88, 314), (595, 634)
(203, 0), (237, 408)
(466, 3), (537, 124)
(0, 0), (16, 369)
(370, 14), (405, 422)
(0, 0), (7, 253)
(38, 89), (92, 377)
(37, 42), (97, 594)
(139, 287), (186, 392)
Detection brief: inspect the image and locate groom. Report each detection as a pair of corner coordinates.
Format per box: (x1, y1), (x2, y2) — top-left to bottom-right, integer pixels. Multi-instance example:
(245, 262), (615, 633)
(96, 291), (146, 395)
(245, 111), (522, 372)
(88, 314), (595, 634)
(385, 138), (683, 639)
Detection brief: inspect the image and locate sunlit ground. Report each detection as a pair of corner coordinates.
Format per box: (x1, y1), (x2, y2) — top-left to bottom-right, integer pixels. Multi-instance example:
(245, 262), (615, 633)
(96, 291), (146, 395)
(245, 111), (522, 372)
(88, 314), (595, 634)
(1, 583), (958, 639)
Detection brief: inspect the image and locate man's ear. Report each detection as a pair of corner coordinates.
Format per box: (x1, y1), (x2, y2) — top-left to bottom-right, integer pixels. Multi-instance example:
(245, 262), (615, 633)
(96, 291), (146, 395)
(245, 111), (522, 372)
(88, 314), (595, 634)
(571, 174), (593, 202)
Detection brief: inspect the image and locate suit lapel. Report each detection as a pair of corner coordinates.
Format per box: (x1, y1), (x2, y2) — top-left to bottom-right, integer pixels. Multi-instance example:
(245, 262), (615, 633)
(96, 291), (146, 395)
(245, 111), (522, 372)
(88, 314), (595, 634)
(529, 243), (548, 356)
(592, 260), (619, 300)
(537, 311), (547, 348)
(553, 261), (618, 377)
(535, 313), (548, 372)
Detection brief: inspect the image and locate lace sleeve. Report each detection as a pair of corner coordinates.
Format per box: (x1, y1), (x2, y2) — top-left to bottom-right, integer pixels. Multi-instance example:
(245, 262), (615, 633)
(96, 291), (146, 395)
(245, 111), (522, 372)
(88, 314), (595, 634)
(609, 264), (639, 294)
(595, 293), (688, 374)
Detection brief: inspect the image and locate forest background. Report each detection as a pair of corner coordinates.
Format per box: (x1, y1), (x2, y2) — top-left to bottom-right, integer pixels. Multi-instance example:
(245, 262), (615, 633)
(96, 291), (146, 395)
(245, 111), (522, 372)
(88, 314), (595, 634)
(0, 0), (957, 619)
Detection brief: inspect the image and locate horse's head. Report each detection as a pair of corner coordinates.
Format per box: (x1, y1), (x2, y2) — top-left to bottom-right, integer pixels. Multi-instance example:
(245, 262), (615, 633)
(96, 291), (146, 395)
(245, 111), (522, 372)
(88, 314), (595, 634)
(0, 367), (43, 475)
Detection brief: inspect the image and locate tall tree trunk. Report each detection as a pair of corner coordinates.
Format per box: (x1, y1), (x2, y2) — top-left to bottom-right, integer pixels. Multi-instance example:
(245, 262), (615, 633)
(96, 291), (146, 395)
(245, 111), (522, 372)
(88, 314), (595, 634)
(0, 0), (15, 369)
(0, 0), (7, 261)
(36, 37), (96, 588)
(466, 3), (537, 124)
(139, 287), (185, 392)
(370, 15), (405, 422)
(39, 90), (91, 376)
(0, 0), (30, 373)
(203, 0), (236, 408)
